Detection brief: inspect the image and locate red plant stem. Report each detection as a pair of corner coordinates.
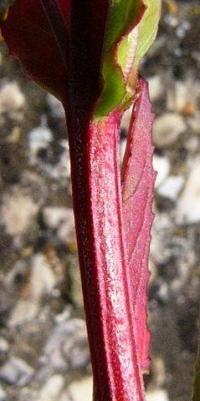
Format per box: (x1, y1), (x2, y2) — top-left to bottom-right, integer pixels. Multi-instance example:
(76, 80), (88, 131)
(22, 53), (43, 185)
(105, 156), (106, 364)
(65, 108), (145, 401)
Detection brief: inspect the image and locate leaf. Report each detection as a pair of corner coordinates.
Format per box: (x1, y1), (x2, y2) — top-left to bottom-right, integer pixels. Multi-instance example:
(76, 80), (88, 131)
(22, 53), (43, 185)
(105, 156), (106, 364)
(94, 0), (161, 118)
(1, 0), (159, 120)
(1, 0), (69, 100)
(94, 0), (145, 118)
(1, 0), (109, 114)
(122, 78), (155, 372)
(135, 0), (161, 64)
(128, 0), (161, 87)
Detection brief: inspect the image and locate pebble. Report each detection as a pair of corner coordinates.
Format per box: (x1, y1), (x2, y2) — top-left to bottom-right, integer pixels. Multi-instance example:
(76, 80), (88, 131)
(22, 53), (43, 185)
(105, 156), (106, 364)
(167, 81), (187, 112)
(45, 140), (71, 180)
(0, 386), (6, 401)
(151, 213), (174, 265)
(30, 253), (57, 300)
(68, 260), (83, 308)
(0, 82), (25, 115)
(8, 300), (40, 328)
(187, 112), (200, 135)
(153, 155), (170, 188)
(158, 283), (169, 302)
(43, 319), (89, 372)
(38, 375), (65, 401)
(146, 389), (169, 401)
(0, 357), (34, 386)
(42, 207), (75, 245)
(153, 113), (186, 148)
(9, 253), (57, 326)
(28, 126), (53, 156)
(0, 338), (9, 354)
(157, 175), (184, 201)
(6, 260), (27, 288)
(67, 377), (92, 401)
(185, 137), (199, 152)
(0, 190), (38, 237)
(164, 14), (178, 28)
(148, 76), (164, 102)
(176, 159), (200, 224)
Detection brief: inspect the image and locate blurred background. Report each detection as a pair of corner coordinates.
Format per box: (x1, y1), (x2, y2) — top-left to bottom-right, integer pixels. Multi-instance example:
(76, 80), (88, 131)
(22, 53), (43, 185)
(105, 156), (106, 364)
(0, 0), (200, 400)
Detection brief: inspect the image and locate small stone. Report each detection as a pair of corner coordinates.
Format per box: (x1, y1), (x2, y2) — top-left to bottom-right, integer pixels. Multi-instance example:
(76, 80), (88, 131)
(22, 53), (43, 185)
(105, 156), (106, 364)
(28, 126), (53, 156)
(153, 155), (170, 188)
(151, 213), (174, 265)
(45, 140), (71, 180)
(187, 112), (200, 135)
(148, 76), (164, 102)
(42, 207), (75, 245)
(0, 82), (25, 115)
(164, 14), (178, 27)
(158, 283), (169, 302)
(68, 259), (83, 308)
(0, 357), (34, 386)
(67, 377), (92, 401)
(153, 113), (186, 148)
(152, 357), (166, 388)
(9, 253), (57, 326)
(146, 389), (169, 401)
(157, 176), (184, 201)
(43, 319), (89, 372)
(0, 386), (6, 401)
(0, 190), (38, 237)
(167, 80), (199, 115)
(0, 338), (9, 354)
(8, 300), (40, 328)
(6, 260), (28, 289)
(167, 81), (187, 112)
(38, 375), (65, 401)
(185, 137), (199, 152)
(30, 253), (57, 300)
(176, 159), (200, 224)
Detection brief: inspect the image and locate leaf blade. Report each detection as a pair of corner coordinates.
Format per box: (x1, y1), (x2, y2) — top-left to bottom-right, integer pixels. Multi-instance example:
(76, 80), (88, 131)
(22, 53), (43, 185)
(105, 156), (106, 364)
(136, 0), (161, 64)
(122, 78), (155, 371)
(94, 0), (145, 118)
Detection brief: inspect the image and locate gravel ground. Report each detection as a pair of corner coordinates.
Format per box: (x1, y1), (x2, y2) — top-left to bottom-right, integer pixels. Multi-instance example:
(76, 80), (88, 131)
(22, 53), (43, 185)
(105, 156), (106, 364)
(0, 1), (200, 401)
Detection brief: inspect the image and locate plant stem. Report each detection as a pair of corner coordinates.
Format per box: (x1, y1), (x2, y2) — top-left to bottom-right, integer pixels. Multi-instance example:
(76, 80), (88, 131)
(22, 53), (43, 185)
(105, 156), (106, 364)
(65, 109), (144, 401)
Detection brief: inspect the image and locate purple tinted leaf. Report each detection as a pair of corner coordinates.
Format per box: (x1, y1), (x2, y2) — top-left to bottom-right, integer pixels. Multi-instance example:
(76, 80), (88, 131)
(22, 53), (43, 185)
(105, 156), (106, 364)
(122, 78), (155, 372)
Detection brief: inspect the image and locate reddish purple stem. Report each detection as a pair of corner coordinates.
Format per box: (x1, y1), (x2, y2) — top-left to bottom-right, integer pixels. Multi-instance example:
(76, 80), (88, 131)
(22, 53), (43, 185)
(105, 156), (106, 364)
(65, 108), (145, 401)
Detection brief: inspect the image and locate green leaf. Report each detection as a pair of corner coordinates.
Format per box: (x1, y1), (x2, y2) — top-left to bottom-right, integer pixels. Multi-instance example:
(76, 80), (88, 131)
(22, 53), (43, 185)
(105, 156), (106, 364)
(94, 53), (126, 118)
(105, 0), (143, 52)
(94, 0), (144, 119)
(134, 0), (161, 65)
(94, 0), (161, 119)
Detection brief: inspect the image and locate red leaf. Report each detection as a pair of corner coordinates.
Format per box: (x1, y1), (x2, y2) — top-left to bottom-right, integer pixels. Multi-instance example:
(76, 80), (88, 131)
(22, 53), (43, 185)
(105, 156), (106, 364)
(1, 0), (68, 99)
(122, 78), (155, 372)
(1, 0), (109, 112)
